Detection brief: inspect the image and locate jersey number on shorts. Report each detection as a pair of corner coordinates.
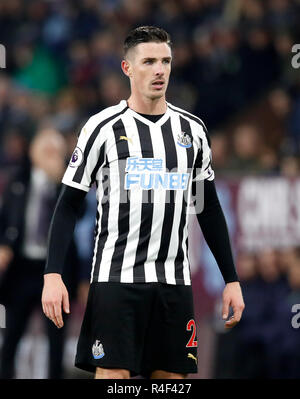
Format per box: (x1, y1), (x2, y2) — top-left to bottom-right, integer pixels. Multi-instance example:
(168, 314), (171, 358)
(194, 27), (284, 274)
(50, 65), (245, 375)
(186, 319), (198, 348)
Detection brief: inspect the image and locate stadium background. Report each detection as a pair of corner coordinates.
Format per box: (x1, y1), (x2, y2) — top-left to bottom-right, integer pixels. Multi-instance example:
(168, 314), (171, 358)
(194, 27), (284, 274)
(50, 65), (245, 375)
(0, 0), (300, 378)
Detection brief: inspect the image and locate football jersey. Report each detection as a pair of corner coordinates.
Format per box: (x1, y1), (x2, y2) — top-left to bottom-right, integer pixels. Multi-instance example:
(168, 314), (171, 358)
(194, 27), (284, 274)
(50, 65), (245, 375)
(62, 100), (214, 285)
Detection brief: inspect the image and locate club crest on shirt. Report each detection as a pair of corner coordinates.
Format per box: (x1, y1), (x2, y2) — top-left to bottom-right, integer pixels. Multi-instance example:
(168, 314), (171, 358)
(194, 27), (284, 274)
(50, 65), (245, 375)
(92, 340), (105, 359)
(69, 147), (83, 168)
(177, 131), (192, 148)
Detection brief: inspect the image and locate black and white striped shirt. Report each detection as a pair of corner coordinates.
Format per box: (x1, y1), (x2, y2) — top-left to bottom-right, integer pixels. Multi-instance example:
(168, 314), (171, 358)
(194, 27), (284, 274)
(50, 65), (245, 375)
(62, 100), (214, 285)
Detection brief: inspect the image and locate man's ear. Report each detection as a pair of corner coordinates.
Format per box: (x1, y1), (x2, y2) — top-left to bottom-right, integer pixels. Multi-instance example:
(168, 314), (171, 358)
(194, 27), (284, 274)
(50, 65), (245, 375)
(121, 59), (132, 78)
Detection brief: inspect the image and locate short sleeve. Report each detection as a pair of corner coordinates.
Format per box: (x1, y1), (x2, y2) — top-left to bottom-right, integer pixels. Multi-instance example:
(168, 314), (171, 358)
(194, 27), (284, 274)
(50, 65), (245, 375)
(193, 131), (215, 182)
(62, 117), (107, 192)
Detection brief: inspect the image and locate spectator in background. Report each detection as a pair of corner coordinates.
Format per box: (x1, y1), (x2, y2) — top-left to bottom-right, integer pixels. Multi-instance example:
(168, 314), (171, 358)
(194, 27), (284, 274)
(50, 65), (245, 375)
(214, 248), (292, 379)
(274, 32), (299, 87)
(98, 72), (129, 108)
(277, 246), (299, 274)
(0, 128), (81, 379)
(270, 247), (300, 378)
(252, 248), (290, 379)
(267, 88), (291, 150)
(13, 39), (66, 97)
(0, 0), (299, 172)
(280, 155), (300, 177)
(257, 146), (279, 175)
(210, 132), (232, 177)
(67, 40), (97, 87)
(0, 75), (11, 140)
(90, 30), (122, 75)
(287, 85), (300, 155)
(213, 251), (257, 378)
(229, 124), (263, 174)
(1, 127), (28, 170)
(239, 25), (280, 100)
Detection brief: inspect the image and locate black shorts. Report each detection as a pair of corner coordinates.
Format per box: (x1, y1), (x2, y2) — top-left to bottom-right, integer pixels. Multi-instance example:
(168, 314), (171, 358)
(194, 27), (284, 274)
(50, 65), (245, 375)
(75, 282), (198, 377)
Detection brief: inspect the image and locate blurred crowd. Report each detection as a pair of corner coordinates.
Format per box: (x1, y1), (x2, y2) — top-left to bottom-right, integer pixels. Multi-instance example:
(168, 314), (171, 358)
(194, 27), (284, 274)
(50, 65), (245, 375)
(213, 246), (300, 378)
(0, 0), (300, 379)
(0, 0), (300, 182)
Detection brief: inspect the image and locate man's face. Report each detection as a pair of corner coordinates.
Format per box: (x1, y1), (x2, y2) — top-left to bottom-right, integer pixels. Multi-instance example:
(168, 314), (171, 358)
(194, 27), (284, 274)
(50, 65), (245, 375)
(124, 42), (172, 101)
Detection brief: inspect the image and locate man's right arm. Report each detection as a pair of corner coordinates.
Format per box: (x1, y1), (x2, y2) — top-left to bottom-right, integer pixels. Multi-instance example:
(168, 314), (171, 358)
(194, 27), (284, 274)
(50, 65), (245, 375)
(42, 183), (87, 328)
(44, 183), (87, 275)
(42, 110), (109, 327)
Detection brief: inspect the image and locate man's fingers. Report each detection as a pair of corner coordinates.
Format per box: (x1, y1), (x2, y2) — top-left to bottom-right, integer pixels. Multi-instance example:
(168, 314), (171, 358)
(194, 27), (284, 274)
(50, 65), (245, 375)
(41, 276), (70, 328)
(47, 304), (59, 327)
(225, 316), (238, 329)
(233, 309), (242, 323)
(222, 282), (245, 328)
(222, 298), (230, 320)
(54, 302), (64, 328)
(62, 290), (70, 314)
(232, 302), (245, 322)
(224, 304), (245, 329)
(42, 303), (49, 319)
(45, 302), (63, 328)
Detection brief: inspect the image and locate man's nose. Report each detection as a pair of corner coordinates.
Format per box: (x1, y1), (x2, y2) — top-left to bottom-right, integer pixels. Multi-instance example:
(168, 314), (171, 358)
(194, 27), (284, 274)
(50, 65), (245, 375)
(155, 62), (164, 76)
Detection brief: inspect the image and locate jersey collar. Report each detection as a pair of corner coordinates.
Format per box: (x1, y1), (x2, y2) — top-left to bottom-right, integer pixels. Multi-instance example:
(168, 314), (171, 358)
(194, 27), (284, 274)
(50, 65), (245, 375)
(120, 100), (170, 127)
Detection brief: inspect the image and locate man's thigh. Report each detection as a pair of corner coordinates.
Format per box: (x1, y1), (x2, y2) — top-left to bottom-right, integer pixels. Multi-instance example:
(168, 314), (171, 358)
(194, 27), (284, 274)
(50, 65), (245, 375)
(150, 370), (187, 379)
(95, 367), (130, 379)
(142, 284), (198, 377)
(75, 282), (155, 375)
(75, 282), (198, 378)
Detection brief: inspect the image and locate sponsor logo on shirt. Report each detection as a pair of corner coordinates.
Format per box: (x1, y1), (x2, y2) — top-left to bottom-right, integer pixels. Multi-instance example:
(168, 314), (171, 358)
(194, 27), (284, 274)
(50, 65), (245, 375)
(124, 157), (189, 190)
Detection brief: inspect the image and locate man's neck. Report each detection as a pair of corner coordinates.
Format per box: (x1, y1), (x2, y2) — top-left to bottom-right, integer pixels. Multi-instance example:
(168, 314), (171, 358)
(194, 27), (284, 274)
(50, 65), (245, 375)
(127, 94), (167, 115)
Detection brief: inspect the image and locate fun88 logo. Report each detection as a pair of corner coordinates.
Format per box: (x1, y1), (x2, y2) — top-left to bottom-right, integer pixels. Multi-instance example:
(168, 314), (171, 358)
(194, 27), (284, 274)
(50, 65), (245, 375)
(124, 157), (189, 191)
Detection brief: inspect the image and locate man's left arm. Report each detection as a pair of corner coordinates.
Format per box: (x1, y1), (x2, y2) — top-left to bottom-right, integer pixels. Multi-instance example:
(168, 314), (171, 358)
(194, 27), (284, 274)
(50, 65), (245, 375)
(194, 178), (245, 328)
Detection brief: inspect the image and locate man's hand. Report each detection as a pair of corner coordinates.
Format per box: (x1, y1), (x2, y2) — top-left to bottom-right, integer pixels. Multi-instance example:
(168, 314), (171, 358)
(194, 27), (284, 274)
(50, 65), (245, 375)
(42, 273), (70, 328)
(222, 281), (245, 329)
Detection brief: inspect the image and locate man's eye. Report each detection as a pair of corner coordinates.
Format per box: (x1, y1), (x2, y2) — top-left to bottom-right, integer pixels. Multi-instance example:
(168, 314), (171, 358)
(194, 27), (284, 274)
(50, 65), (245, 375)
(144, 60), (153, 64)
(163, 59), (170, 64)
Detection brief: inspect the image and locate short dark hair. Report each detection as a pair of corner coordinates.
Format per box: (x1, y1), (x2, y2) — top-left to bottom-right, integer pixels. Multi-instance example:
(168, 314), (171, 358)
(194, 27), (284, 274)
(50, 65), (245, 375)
(124, 26), (171, 56)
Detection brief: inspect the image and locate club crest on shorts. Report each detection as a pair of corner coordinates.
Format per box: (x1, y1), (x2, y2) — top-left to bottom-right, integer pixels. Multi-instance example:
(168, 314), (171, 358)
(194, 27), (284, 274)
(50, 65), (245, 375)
(92, 340), (105, 359)
(177, 131), (192, 148)
(69, 147), (83, 168)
